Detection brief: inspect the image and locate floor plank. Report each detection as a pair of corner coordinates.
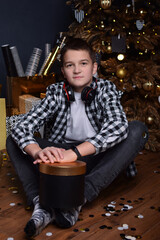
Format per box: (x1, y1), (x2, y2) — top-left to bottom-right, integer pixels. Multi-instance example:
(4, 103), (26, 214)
(0, 150), (160, 240)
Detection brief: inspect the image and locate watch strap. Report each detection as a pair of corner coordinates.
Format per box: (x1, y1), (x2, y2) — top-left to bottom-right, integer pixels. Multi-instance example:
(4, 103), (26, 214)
(71, 146), (82, 160)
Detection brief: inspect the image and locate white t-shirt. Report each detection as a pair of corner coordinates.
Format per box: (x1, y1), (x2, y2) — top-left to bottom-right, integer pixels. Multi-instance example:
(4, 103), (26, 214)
(64, 91), (96, 143)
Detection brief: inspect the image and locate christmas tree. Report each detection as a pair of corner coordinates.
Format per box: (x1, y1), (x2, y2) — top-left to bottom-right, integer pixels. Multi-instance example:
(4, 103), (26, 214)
(65, 0), (160, 151)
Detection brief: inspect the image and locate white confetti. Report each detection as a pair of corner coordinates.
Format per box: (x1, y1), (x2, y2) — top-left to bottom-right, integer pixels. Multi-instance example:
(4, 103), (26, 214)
(12, 190), (18, 194)
(111, 201), (116, 204)
(7, 238), (14, 240)
(124, 204), (133, 210)
(108, 204), (115, 208)
(117, 226), (124, 230)
(46, 232), (53, 236)
(10, 203), (16, 206)
(105, 213), (111, 216)
(109, 210), (115, 213)
(123, 224), (129, 229)
(138, 214), (144, 218)
(125, 236), (136, 240)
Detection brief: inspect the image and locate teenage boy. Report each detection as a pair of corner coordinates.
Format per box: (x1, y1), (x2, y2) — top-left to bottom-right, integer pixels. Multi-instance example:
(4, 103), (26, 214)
(6, 38), (148, 237)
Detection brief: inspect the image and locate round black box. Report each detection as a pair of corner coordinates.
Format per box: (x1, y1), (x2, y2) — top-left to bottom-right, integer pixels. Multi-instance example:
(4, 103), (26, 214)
(39, 161), (86, 210)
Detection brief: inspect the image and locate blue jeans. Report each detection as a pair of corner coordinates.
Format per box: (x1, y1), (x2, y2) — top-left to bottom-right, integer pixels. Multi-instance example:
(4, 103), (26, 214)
(6, 120), (148, 205)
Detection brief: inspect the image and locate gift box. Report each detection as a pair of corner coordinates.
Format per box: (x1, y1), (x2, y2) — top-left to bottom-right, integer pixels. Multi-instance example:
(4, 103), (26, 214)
(19, 94), (41, 114)
(39, 161), (86, 209)
(6, 114), (24, 137)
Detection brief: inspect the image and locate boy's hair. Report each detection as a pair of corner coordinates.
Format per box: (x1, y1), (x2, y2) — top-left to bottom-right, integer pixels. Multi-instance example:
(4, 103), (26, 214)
(60, 38), (96, 65)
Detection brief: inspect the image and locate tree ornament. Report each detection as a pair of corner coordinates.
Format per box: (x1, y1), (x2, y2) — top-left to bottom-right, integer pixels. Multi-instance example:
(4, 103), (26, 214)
(146, 116), (154, 125)
(116, 67), (127, 78)
(143, 82), (154, 91)
(136, 20), (144, 30)
(99, 0), (111, 10)
(139, 8), (147, 18)
(74, 10), (85, 23)
(106, 44), (112, 53)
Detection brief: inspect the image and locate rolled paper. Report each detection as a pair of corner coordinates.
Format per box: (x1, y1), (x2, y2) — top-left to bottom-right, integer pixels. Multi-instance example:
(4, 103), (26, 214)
(25, 48), (42, 76)
(1, 44), (17, 77)
(38, 52), (52, 75)
(45, 43), (51, 58)
(10, 46), (25, 77)
(41, 36), (66, 76)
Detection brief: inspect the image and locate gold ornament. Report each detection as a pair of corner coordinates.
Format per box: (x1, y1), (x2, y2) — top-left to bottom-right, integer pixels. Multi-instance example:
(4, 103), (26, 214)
(143, 82), (154, 91)
(139, 8), (147, 18)
(99, 0), (111, 9)
(106, 44), (112, 53)
(146, 116), (154, 125)
(116, 67), (127, 78)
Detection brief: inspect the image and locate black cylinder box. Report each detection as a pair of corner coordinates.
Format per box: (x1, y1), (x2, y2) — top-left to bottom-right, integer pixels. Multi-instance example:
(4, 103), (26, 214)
(39, 161), (86, 210)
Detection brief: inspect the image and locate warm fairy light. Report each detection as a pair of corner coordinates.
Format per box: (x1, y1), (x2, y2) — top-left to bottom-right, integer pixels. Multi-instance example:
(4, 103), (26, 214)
(155, 33), (157, 35)
(129, 32), (131, 35)
(102, 41), (105, 45)
(101, 21), (105, 28)
(137, 41), (140, 43)
(139, 52), (143, 55)
(117, 54), (125, 61)
(113, 19), (116, 22)
(143, 32), (145, 34)
(112, 28), (114, 31)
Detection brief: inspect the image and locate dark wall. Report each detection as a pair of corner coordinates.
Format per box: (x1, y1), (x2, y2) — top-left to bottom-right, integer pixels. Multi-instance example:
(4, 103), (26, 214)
(0, 0), (73, 98)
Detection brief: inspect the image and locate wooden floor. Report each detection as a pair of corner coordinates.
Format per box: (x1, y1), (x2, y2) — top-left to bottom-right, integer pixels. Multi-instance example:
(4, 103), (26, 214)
(0, 150), (160, 240)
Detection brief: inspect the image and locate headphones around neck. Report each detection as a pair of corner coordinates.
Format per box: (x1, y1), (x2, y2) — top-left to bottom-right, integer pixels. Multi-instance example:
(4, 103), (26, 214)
(63, 79), (97, 104)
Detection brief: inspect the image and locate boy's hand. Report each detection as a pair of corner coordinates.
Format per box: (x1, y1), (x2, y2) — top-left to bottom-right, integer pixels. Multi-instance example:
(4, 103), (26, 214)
(33, 148), (77, 164)
(33, 147), (66, 164)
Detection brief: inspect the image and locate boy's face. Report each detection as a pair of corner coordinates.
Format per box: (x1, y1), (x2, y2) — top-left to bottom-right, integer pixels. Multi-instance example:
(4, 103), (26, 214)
(61, 49), (98, 92)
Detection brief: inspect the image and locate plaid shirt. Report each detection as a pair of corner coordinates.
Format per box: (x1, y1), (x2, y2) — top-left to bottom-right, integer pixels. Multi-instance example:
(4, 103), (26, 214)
(11, 78), (136, 176)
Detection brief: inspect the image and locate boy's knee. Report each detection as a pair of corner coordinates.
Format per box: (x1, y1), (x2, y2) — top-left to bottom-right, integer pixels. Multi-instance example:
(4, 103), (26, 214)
(128, 120), (148, 143)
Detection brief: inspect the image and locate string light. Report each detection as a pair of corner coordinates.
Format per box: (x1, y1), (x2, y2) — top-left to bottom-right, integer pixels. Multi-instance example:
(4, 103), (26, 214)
(117, 54), (125, 61)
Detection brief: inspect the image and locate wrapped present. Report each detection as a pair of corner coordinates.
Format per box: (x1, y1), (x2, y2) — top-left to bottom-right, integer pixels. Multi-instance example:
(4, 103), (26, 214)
(6, 114), (24, 137)
(19, 94), (41, 114)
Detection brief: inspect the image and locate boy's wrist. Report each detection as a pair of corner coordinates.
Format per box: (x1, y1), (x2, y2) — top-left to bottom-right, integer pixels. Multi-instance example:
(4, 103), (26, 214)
(70, 146), (82, 160)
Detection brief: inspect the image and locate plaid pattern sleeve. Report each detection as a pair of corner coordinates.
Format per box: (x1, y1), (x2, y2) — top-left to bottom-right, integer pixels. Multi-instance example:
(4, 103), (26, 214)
(86, 79), (128, 154)
(11, 83), (61, 150)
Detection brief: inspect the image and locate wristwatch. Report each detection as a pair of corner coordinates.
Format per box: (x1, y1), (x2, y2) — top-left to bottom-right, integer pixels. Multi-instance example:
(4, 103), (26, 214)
(71, 146), (82, 160)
